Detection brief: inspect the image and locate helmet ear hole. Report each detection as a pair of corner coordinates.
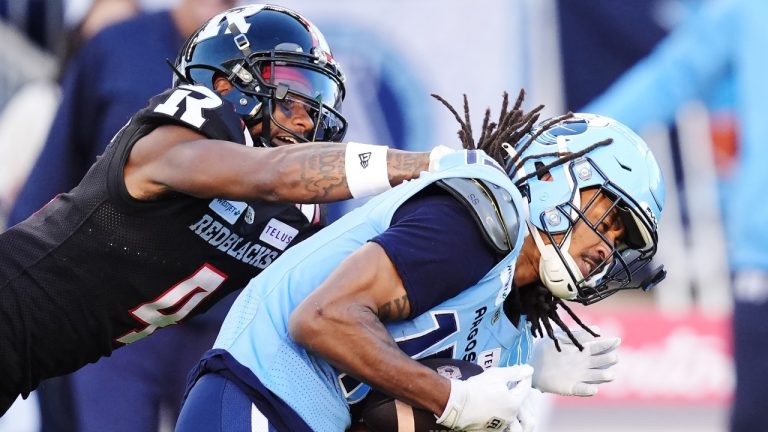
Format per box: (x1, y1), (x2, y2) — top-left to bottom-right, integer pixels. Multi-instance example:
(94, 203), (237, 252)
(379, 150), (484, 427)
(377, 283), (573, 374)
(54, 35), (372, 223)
(212, 73), (233, 95)
(187, 68), (217, 91)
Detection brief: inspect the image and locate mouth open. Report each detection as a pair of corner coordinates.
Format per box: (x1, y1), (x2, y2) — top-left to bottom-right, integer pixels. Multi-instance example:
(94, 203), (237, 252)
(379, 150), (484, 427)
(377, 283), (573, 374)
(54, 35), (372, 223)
(581, 256), (597, 277)
(273, 134), (301, 146)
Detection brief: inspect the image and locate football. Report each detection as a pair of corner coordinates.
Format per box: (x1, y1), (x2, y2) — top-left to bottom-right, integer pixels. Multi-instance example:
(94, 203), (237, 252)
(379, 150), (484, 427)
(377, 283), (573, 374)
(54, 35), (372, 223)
(359, 358), (484, 432)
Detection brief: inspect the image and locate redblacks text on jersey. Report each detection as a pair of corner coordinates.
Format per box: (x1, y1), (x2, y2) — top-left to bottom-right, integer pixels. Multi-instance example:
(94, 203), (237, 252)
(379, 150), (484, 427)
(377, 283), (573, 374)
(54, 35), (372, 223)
(0, 86), (324, 412)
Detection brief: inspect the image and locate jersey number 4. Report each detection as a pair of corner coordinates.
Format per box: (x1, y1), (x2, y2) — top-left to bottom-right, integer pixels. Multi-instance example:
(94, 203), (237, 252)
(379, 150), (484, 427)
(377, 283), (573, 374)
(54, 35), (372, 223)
(116, 264), (228, 345)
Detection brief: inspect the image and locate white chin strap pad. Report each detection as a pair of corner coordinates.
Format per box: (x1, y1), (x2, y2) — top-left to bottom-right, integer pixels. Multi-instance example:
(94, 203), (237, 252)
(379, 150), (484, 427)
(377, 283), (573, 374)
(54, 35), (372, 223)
(527, 221), (583, 300)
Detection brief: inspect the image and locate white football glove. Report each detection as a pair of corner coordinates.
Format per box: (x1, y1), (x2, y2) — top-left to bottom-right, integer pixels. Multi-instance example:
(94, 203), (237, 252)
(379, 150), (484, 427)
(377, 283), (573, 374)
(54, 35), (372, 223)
(428, 145), (458, 172)
(530, 328), (620, 397)
(506, 387), (538, 432)
(436, 364), (533, 432)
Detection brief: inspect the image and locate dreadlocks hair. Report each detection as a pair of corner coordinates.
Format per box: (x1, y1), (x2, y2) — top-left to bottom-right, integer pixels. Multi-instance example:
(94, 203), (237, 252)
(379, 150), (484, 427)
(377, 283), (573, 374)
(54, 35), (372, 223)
(518, 285), (599, 352)
(432, 89), (610, 351)
(430, 89), (543, 163)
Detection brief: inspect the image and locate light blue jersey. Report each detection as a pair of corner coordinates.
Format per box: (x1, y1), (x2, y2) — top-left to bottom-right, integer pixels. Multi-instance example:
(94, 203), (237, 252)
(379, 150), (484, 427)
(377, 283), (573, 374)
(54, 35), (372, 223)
(341, 275), (534, 404)
(213, 152), (532, 432)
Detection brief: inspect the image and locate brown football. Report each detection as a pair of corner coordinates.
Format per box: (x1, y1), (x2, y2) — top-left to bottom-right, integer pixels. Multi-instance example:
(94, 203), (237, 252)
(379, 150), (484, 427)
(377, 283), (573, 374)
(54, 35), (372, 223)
(359, 358), (484, 432)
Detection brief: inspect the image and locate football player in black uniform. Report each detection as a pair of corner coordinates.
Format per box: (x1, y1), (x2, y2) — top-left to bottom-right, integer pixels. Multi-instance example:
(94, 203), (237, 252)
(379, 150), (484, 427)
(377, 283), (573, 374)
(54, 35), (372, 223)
(0, 4), (442, 415)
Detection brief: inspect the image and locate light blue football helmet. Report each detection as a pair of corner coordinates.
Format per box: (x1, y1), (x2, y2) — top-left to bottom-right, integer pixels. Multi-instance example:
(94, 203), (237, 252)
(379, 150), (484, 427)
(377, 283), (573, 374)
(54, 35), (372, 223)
(506, 113), (666, 304)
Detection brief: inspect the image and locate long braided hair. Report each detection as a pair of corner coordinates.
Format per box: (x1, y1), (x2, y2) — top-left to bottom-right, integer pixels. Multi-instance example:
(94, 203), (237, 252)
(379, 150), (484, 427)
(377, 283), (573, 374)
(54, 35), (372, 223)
(431, 90), (610, 351)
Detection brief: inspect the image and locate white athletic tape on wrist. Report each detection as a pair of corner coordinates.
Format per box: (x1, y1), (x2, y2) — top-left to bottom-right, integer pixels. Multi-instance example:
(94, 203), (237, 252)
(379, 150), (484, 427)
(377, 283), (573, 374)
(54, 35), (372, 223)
(345, 142), (391, 199)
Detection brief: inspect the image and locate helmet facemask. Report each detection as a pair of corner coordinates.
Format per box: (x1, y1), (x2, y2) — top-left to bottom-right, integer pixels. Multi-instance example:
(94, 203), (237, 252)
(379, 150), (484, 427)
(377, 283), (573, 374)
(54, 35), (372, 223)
(239, 52), (346, 146)
(526, 158), (661, 305)
(187, 51), (347, 147)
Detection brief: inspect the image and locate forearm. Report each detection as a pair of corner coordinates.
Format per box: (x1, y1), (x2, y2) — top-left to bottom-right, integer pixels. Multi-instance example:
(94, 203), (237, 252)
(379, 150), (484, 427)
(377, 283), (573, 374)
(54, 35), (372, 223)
(265, 142), (429, 203)
(383, 148), (430, 187)
(292, 303), (450, 415)
(289, 242), (449, 415)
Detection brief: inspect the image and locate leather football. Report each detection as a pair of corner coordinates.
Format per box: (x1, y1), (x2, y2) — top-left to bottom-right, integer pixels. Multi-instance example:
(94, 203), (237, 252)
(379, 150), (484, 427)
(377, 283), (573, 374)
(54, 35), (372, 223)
(359, 358), (484, 432)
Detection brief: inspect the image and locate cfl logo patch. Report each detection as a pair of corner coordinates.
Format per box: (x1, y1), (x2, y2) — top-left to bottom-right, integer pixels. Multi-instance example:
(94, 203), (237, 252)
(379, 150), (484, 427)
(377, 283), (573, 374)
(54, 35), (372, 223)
(485, 417), (506, 430)
(358, 152), (372, 168)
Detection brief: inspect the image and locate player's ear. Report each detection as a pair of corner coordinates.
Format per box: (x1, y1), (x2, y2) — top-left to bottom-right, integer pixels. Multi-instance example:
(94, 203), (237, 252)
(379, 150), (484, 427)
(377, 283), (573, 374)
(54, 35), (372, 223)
(212, 74), (233, 95)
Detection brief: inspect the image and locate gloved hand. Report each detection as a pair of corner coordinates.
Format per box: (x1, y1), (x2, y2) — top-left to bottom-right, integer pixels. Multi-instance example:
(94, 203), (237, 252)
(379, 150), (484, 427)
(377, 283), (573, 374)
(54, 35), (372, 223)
(436, 364), (534, 432)
(507, 388), (538, 432)
(428, 145), (458, 172)
(530, 328), (620, 396)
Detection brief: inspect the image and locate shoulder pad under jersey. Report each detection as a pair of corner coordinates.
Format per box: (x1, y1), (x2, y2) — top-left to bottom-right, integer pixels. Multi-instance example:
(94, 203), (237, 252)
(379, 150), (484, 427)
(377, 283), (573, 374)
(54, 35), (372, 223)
(435, 177), (520, 255)
(141, 85), (246, 144)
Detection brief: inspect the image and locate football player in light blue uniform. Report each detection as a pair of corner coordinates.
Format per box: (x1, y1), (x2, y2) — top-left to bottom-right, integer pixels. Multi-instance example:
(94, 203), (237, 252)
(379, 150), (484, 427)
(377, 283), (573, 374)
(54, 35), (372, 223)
(176, 95), (666, 432)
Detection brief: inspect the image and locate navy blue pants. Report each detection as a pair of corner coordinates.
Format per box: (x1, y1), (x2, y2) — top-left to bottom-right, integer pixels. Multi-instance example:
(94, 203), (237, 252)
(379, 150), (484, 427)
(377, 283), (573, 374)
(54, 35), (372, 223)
(176, 373), (272, 432)
(730, 296), (768, 431)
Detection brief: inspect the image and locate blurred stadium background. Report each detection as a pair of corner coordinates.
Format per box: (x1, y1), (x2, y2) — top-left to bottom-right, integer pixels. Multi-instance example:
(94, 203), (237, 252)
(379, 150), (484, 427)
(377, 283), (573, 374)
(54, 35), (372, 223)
(0, 0), (734, 431)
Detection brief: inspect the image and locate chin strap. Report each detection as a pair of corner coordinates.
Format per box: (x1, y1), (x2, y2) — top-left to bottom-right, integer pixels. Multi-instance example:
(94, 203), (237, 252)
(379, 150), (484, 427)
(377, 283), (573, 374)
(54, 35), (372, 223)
(510, 140), (601, 300)
(528, 220), (581, 300)
(529, 140), (588, 300)
(243, 128), (255, 147)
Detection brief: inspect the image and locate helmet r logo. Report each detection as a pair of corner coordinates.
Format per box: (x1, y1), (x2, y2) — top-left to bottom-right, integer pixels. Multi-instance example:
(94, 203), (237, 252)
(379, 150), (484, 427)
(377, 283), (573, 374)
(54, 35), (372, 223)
(196, 5), (265, 43)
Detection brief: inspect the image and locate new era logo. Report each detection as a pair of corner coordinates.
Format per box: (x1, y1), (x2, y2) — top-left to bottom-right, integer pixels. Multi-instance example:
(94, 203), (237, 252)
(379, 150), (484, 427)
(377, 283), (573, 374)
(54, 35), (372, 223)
(358, 152), (372, 168)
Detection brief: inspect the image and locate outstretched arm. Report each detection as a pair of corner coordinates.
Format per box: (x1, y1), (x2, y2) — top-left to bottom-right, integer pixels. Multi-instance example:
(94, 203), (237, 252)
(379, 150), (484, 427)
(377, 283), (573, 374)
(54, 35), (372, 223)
(124, 124), (431, 203)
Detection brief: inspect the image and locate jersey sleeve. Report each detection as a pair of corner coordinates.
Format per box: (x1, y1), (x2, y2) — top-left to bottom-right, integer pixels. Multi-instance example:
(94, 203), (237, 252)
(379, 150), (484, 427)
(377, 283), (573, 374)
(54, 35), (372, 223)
(102, 85), (247, 208)
(136, 85), (247, 144)
(369, 186), (501, 317)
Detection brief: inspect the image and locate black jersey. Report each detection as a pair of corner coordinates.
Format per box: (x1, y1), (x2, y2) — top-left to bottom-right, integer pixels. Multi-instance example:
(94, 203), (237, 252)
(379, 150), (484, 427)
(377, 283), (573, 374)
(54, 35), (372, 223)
(0, 85), (324, 410)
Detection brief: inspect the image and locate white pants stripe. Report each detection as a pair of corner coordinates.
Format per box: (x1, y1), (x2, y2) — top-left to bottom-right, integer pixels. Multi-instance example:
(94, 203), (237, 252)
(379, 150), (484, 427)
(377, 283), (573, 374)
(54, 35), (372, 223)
(250, 403), (270, 432)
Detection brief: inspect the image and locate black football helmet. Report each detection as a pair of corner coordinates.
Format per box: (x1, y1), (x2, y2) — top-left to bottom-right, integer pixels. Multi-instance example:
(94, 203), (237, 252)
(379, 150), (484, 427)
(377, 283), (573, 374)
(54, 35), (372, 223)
(174, 4), (347, 146)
